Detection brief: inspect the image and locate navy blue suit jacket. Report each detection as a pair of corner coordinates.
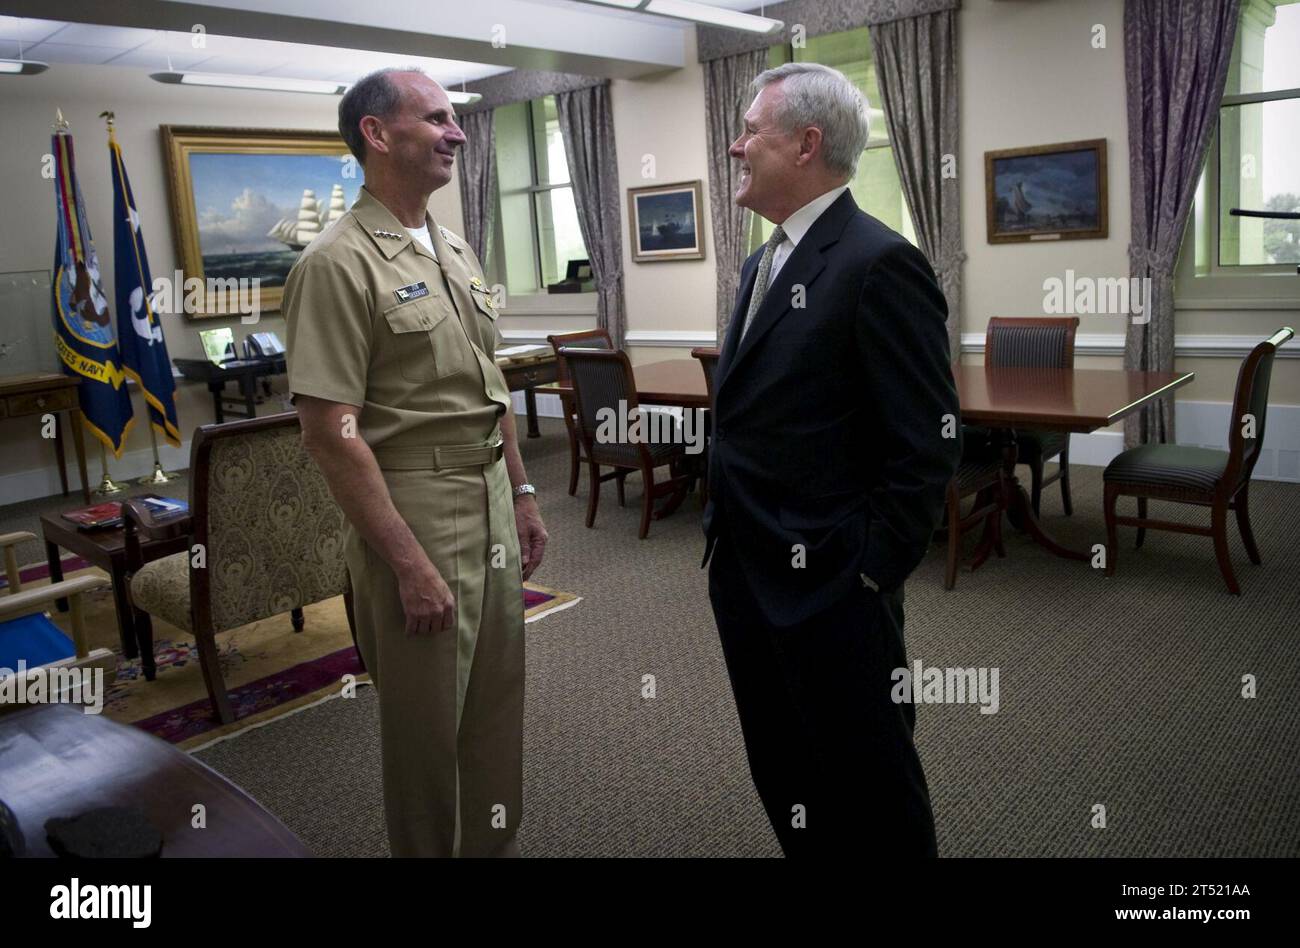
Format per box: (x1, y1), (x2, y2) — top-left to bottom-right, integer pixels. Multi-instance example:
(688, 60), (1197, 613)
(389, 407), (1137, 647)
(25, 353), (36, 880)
(702, 190), (962, 626)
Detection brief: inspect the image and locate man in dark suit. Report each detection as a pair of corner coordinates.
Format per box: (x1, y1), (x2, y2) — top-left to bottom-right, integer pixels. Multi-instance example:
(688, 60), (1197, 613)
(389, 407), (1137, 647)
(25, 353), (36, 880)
(703, 62), (962, 857)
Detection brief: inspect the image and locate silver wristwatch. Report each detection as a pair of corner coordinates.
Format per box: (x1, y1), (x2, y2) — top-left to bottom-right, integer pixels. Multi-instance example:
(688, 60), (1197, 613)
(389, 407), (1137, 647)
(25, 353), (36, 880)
(512, 483), (537, 501)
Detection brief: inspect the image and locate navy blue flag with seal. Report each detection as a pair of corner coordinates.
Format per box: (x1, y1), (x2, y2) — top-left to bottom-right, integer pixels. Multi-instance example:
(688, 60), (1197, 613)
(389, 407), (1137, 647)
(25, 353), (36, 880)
(51, 126), (134, 456)
(110, 126), (181, 447)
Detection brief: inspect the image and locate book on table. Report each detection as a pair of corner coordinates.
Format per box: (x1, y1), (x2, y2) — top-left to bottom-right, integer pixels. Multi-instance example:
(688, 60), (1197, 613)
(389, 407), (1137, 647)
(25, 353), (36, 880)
(61, 496), (188, 531)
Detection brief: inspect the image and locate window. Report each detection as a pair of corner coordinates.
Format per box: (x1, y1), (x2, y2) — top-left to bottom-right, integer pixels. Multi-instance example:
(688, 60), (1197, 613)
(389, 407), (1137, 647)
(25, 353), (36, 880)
(750, 26), (917, 251)
(1177, 0), (1300, 304)
(489, 96), (591, 296)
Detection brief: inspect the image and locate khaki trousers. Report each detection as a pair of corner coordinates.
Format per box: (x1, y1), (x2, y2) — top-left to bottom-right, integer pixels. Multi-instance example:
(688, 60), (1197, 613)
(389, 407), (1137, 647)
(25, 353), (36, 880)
(344, 455), (524, 857)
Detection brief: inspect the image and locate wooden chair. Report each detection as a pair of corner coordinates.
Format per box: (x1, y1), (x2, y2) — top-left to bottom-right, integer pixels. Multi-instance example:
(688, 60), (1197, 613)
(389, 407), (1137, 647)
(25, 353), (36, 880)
(689, 347), (720, 505)
(561, 347), (690, 539)
(984, 316), (1080, 516)
(547, 329), (613, 496)
(124, 412), (356, 723)
(1103, 327), (1293, 595)
(943, 452), (1008, 590)
(0, 531), (115, 715)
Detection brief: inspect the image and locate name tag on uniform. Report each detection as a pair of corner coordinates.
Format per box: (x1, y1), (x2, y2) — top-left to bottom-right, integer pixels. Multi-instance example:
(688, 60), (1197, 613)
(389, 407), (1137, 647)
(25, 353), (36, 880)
(393, 281), (430, 304)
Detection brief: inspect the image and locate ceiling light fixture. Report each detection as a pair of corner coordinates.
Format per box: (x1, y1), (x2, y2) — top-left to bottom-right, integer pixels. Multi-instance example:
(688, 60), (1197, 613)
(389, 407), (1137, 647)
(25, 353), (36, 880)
(1, 42), (49, 76)
(0, 59), (48, 75)
(151, 71), (346, 94)
(148, 70), (482, 104)
(581, 0), (783, 34)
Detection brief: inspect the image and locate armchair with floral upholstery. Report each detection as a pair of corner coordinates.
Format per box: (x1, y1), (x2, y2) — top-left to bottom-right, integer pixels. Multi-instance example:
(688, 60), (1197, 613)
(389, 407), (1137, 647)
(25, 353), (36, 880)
(125, 412), (355, 724)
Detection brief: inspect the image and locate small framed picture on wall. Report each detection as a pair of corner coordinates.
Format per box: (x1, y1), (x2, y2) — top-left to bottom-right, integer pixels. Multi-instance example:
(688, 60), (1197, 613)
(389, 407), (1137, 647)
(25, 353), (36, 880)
(627, 180), (706, 262)
(985, 139), (1108, 243)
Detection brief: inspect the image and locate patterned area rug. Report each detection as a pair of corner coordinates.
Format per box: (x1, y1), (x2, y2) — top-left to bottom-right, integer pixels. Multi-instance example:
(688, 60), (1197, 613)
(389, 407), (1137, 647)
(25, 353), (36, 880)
(4, 556), (580, 750)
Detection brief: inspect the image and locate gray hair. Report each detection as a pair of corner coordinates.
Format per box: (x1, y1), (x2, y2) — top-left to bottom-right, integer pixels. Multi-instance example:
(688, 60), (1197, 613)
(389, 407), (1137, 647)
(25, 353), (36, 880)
(751, 62), (870, 178)
(338, 67), (428, 165)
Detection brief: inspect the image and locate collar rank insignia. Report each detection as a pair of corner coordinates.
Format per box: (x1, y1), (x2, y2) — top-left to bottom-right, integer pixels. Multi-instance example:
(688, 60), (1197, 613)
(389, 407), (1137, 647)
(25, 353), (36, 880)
(393, 281), (430, 303)
(373, 229), (403, 240)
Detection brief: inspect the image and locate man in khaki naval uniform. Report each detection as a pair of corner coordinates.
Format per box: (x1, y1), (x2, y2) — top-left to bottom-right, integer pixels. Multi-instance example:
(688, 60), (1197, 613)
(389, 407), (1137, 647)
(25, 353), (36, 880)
(282, 68), (547, 857)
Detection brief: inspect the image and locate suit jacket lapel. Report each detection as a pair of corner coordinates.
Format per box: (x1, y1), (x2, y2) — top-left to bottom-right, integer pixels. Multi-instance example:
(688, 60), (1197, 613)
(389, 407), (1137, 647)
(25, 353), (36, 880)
(716, 191), (858, 399)
(715, 253), (759, 391)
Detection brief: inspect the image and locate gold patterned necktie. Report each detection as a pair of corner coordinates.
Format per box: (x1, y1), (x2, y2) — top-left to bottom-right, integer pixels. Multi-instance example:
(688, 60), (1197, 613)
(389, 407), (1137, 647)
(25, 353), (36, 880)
(738, 225), (787, 341)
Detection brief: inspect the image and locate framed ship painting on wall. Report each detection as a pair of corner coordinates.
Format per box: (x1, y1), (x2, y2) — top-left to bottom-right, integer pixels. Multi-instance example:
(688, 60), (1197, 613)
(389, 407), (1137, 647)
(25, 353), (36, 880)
(160, 126), (360, 316)
(984, 138), (1108, 243)
(627, 180), (706, 262)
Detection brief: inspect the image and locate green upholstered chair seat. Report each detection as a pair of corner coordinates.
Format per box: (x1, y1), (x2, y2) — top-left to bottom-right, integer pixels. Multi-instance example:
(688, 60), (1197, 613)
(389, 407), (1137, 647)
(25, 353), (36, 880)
(1104, 444), (1228, 494)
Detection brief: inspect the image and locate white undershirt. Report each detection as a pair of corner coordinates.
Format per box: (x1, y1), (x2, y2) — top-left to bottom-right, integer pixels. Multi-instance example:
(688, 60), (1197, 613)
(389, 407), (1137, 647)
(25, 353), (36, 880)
(406, 223), (438, 260)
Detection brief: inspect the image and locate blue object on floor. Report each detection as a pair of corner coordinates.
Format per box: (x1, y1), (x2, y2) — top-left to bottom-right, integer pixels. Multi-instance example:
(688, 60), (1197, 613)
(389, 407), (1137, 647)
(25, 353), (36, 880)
(0, 614), (76, 670)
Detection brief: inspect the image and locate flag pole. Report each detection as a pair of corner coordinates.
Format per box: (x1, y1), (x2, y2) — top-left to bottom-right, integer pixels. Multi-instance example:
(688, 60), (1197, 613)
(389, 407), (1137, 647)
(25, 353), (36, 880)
(94, 443), (125, 496)
(138, 424), (178, 484)
(100, 110), (179, 487)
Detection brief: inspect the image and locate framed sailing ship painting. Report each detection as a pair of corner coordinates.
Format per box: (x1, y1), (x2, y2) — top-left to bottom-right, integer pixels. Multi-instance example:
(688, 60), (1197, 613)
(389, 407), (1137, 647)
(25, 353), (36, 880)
(161, 126), (359, 316)
(984, 139), (1108, 243)
(627, 180), (706, 262)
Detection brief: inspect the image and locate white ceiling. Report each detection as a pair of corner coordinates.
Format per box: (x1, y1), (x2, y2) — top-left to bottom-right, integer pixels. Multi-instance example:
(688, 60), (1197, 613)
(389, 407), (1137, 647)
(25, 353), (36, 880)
(0, 17), (512, 85)
(0, 1), (775, 84)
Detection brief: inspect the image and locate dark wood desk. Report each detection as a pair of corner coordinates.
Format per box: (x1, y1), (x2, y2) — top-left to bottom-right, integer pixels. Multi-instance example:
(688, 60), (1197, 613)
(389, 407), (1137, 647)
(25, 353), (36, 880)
(536, 358), (709, 409)
(0, 373), (89, 503)
(174, 357), (285, 424)
(0, 703), (310, 857)
(497, 355), (558, 438)
(953, 365), (1195, 564)
(41, 509), (191, 660)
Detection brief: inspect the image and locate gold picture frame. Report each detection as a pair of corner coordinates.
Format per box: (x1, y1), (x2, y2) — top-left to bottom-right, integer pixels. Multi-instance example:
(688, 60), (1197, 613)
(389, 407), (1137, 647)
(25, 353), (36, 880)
(984, 138), (1108, 244)
(627, 180), (706, 262)
(160, 125), (358, 317)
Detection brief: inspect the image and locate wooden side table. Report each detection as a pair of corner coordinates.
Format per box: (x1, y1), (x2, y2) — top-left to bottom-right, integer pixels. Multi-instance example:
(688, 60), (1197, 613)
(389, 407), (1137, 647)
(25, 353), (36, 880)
(498, 355), (558, 438)
(0, 373), (89, 502)
(40, 511), (190, 660)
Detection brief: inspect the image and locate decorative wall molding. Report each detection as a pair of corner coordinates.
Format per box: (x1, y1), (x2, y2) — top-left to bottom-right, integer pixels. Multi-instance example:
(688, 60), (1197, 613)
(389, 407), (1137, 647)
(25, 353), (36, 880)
(697, 0), (961, 62)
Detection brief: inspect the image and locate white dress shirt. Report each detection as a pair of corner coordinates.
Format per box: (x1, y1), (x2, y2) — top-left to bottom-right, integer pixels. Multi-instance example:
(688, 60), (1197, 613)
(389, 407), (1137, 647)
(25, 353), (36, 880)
(766, 184), (849, 283)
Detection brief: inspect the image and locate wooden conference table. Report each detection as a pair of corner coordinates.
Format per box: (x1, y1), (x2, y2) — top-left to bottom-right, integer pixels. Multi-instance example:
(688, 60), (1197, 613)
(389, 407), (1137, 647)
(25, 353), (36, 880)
(539, 359), (1195, 562)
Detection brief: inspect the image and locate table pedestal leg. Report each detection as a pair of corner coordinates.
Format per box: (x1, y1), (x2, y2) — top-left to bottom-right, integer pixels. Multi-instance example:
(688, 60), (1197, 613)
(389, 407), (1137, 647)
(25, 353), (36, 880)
(974, 427), (1089, 564)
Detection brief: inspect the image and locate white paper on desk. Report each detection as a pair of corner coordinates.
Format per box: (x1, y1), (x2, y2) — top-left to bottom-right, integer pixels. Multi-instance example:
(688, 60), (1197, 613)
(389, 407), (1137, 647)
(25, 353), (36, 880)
(495, 344), (550, 359)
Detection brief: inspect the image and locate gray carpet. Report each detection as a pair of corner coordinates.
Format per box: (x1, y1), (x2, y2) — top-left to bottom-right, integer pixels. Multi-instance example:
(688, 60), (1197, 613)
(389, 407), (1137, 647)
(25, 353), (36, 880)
(7, 419), (1298, 856)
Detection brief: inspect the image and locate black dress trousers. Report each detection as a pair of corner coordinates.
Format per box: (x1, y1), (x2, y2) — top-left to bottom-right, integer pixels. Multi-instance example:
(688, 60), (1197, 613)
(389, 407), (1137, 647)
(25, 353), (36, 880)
(708, 534), (938, 857)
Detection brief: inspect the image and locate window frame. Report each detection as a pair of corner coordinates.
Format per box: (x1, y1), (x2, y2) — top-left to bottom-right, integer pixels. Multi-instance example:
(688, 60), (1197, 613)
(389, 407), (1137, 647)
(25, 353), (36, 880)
(1174, 11), (1300, 309)
(490, 96), (591, 296)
